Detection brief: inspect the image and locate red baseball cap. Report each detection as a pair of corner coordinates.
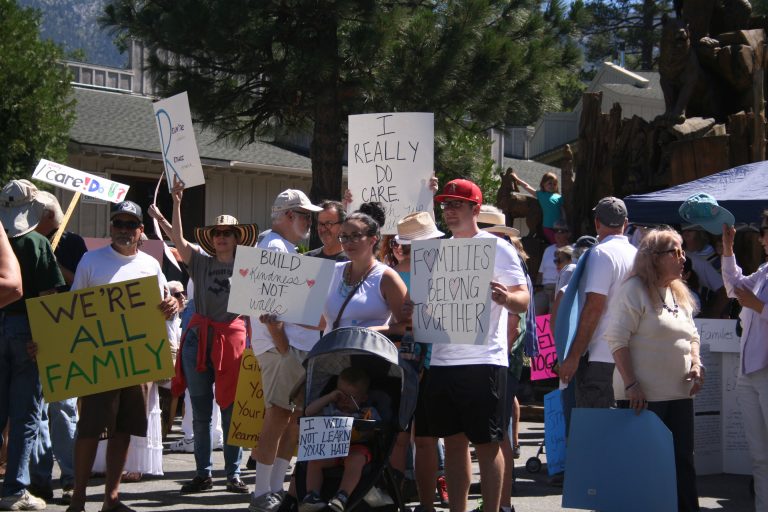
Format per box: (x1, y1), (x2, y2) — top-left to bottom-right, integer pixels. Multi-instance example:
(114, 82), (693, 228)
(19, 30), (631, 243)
(434, 179), (483, 205)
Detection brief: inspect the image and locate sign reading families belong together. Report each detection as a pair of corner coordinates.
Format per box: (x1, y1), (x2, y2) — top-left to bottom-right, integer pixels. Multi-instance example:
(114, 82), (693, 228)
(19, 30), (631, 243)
(26, 276), (173, 402)
(227, 246), (335, 325)
(348, 113), (435, 234)
(409, 238), (497, 345)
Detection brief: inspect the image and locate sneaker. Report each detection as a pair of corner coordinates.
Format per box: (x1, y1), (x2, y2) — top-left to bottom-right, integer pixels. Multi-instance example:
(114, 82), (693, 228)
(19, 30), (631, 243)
(0, 490), (47, 510)
(180, 475), (213, 493)
(25, 485), (53, 501)
(226, 477), (249, 494)
(328, 491), (348, 512)
(60, 487), (73, 506)
(435, 475), (449, 507)
(512, 444), (521, 459)
(169, 437), (195, 453)
(298, 491), (325, 512)
(249, 492), (283, 512)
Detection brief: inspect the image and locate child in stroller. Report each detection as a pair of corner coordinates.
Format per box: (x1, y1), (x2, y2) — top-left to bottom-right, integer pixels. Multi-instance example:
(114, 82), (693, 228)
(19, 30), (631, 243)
(300, 367), (382, 512)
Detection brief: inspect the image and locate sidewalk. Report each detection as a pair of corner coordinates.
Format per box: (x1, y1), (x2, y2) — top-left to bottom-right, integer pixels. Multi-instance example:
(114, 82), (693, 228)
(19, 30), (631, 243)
(39, 421), (754, 511)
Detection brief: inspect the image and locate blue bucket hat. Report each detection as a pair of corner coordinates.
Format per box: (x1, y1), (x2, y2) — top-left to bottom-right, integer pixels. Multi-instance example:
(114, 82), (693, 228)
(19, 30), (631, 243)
(678, 193), (734, 235)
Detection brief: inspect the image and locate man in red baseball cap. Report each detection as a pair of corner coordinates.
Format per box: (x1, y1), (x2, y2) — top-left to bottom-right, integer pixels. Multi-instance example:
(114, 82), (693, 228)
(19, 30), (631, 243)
(415, 178), (530, 512)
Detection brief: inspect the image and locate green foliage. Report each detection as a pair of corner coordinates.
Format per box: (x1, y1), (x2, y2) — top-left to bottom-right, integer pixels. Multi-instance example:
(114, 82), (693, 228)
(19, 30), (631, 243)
(0, 0), (75, 183)
(435, 129), (500, 204)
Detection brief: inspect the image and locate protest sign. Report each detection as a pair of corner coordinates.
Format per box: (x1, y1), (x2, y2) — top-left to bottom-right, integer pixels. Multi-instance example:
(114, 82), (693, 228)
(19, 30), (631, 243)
(298, 416), (354, 461)
(227, 349), (265, 448)
(153, 92), (205, 190)
(410, 238), (496, 345)
(32, 159), (129, 203)
(228, 246), (334, 325)
(26, 276), (172, 402)
(348, 113), (434, 234)
(694, 318), (739, 353)
(531, 315), (557, 380)
(543, 390), (566, 475)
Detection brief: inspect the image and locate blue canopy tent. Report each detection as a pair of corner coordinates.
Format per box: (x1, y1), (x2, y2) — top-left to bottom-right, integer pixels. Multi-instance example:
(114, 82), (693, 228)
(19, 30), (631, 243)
(624, 160), (768, 225)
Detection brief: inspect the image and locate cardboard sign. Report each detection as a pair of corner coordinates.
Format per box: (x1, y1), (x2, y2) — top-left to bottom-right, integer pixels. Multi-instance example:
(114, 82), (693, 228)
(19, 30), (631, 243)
(297, 416), (354, 461)
(531, 315), (557, 380)
(694, 318), (739, 353)
(153, 92), (205, 190)
(410, 238), (496, 345)
(26, 276), (172, 402)
(227, 349), (265, 448)
(348, 113), (434, 234)
(227, 246), (334, 325)
(32, 159), (129, 203)
(543, 390), (566, 475)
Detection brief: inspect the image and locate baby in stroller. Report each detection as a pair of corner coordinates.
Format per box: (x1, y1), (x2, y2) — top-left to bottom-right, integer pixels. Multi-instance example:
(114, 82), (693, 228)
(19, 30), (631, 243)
(300, 367), (382, 512)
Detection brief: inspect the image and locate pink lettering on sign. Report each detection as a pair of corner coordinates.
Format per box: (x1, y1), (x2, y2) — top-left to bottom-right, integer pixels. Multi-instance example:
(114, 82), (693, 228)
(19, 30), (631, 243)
(531, 315), (558, 381)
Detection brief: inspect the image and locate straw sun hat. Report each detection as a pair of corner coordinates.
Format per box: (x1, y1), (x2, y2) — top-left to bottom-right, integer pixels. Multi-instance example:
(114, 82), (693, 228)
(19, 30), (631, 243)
(395, 212), (444, 244)
(194, 214), (259, 255)
(477, 210), (520, 238)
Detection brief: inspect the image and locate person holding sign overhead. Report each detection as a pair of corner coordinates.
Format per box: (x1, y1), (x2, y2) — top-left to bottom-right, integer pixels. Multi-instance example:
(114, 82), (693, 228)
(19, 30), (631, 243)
(158, 180), (258, 496)
(416, 179), (530, 512)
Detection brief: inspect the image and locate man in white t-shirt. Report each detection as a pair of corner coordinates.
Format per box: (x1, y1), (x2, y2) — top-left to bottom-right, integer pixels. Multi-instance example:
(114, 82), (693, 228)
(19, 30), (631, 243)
(249, 190), (323, 512)
(558, 197), (637, 408)
(535, 219), (571, 314)
(415, 179), (529, 512)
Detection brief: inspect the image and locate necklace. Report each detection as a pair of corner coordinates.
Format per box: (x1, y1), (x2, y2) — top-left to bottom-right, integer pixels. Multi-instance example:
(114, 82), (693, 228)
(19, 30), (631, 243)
(658, 287), (679, 317)
(339, 262), (375, 297)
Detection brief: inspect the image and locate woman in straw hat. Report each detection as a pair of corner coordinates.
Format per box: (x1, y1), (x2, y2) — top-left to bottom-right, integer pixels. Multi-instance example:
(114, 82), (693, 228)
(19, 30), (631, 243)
(149, 179), (258, 495)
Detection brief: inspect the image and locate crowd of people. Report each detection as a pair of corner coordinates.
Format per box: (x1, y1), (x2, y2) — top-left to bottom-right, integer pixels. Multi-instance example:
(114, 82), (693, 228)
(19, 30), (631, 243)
(0, 173), (764, 512)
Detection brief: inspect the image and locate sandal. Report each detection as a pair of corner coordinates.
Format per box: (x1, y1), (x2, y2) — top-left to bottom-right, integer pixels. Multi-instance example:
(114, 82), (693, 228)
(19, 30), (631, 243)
(99, 501), (136, 512)
(121, 472), (143, 483)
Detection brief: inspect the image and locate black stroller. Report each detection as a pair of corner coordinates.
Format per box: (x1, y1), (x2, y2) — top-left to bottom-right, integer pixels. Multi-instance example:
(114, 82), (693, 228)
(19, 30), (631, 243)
(294, 327), (419, 512)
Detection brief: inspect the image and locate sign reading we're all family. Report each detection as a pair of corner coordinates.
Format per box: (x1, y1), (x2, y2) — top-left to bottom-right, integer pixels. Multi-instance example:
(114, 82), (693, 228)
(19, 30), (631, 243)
(409, 238), (497, 345)
(153, 91), (205, 191)
(347, 113), (435, 234)
(227, 349), (266, 448)
(227, 247), (335, 325)
(26, 277), (172, 402)
(32, 159), (130, 203)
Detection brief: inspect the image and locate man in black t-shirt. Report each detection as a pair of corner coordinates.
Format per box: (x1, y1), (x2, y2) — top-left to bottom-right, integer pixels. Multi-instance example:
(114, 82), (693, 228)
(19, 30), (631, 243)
(305, 200), (348, 262)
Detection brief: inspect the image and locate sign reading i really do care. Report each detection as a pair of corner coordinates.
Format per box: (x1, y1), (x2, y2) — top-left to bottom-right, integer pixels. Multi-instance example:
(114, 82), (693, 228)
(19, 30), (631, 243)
(227, 246), (335, 325)
(26, 276), (173, 402)
(32, 159), (129, 203)
(153, 91), (205, 190)
(410, 238), (497, 345)
(348, 113), (434, 234)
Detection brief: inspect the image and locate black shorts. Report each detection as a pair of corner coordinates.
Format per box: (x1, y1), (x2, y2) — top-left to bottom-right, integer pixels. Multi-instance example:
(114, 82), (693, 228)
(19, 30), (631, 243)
(414, 364), (507, 444)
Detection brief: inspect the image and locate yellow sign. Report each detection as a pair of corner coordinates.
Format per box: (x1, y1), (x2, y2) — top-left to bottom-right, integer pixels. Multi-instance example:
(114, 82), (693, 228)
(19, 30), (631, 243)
(227, 349), (265, 448)
(26, 276), (173, 402)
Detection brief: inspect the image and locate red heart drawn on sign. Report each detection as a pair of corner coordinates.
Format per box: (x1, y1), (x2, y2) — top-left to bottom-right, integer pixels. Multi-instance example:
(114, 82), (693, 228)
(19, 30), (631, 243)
(307, 279), (316, 288)
(239, 268), (248, 277)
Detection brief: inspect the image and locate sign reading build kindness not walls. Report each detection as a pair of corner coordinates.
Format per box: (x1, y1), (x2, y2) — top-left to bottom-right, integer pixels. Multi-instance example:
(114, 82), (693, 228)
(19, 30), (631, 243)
(27, 276), (173, 402)
(348, 113), (434, 234)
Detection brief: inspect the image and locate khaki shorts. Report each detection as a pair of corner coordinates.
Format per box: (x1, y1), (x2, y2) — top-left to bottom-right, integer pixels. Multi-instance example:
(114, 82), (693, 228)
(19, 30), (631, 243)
(78, 384), (148, 438)
(257, 347), (307, 410)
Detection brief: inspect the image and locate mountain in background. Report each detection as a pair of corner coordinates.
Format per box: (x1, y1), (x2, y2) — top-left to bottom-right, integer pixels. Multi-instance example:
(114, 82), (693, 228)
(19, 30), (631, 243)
(18, 0), (127, 68)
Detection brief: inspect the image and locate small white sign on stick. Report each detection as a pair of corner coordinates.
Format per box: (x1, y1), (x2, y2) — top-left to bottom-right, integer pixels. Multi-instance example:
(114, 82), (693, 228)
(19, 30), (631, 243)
(410, 238), (496, 345)
(153, 91), (205, 190)
(32, 160), (129, 203)
(227, 246), (335, 325)
(298, 416), (354, 461)
(694, 318), (739, 353)
(348, 113), (434, 234)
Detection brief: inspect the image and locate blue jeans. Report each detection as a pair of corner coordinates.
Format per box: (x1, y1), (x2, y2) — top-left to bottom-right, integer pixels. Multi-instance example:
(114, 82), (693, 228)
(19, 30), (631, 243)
(181, 327), (241, 479)
(0, 314), (44, 497)
(30, 398), (77, 489)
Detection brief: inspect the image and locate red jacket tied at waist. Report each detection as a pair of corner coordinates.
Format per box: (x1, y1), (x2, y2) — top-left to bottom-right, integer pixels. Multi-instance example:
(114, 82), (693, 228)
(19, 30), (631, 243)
(171, 312), (246, 409)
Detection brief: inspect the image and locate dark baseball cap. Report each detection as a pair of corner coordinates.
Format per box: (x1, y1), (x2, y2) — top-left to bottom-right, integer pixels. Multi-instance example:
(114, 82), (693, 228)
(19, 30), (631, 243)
(593, 197), (627, 227)
(110, 201), (143, 222)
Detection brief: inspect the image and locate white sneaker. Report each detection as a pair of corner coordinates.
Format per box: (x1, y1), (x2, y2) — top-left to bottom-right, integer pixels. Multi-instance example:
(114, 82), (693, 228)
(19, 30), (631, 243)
(0, 490), (47, 510)
(169, 437), (195, 453)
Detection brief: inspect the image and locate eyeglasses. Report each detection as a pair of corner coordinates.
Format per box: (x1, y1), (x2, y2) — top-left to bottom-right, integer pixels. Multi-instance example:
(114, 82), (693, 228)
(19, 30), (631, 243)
(111, 219), (141, 230)
(212, 229), (235, 238)
(656, 247), (685, 258)
(389, 239), (401, 248)
(172, 292), (186, 299)
(440, 200), (474, 210)
(317, 221), (341, 229)
(291, 210), (311, 220)
(338, 233), (367, 244)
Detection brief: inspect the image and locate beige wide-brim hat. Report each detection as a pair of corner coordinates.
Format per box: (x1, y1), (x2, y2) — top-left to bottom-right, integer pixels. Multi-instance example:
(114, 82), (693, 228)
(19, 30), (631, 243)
(0, 179), (45, 238)
(477, 210), (520, 238)
(483, 225), (521, 238)
(395, 212), (444, 244)
(194, 214), (259, 255)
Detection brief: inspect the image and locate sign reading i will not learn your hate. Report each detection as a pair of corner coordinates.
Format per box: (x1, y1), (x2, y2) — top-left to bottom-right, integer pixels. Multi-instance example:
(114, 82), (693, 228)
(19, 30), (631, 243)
(298, 416), (354, 461)
(409, 238), (497, 345)
(348, 113), (435, 234)
(26, 276), (173, 402)
(32, 159), (130, 203)
(153, 91), (205, 191)
(227, 246), (335, 325)
(227, 349), (266, 448)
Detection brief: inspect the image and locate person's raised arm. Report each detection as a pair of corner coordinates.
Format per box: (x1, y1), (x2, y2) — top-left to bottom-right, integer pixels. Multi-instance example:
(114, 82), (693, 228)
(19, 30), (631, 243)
(511, 172), (537, 196)
(169, 178), (193, 265)
(0, 223), (22, 307)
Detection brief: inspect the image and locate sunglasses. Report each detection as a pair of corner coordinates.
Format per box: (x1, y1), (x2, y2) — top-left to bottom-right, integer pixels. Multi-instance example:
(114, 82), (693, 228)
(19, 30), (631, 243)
(440, 200), (475, 210)
(554, 229), (569, 234)
(212, 229), (235, 237)
(657, 247), (685, 258)
(291, 210), (311, 219)
(172, 291), (186, 299)
(317, 221), (341, 229)
(338, 233), (367, 244)
(111, 219), (141, 230)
